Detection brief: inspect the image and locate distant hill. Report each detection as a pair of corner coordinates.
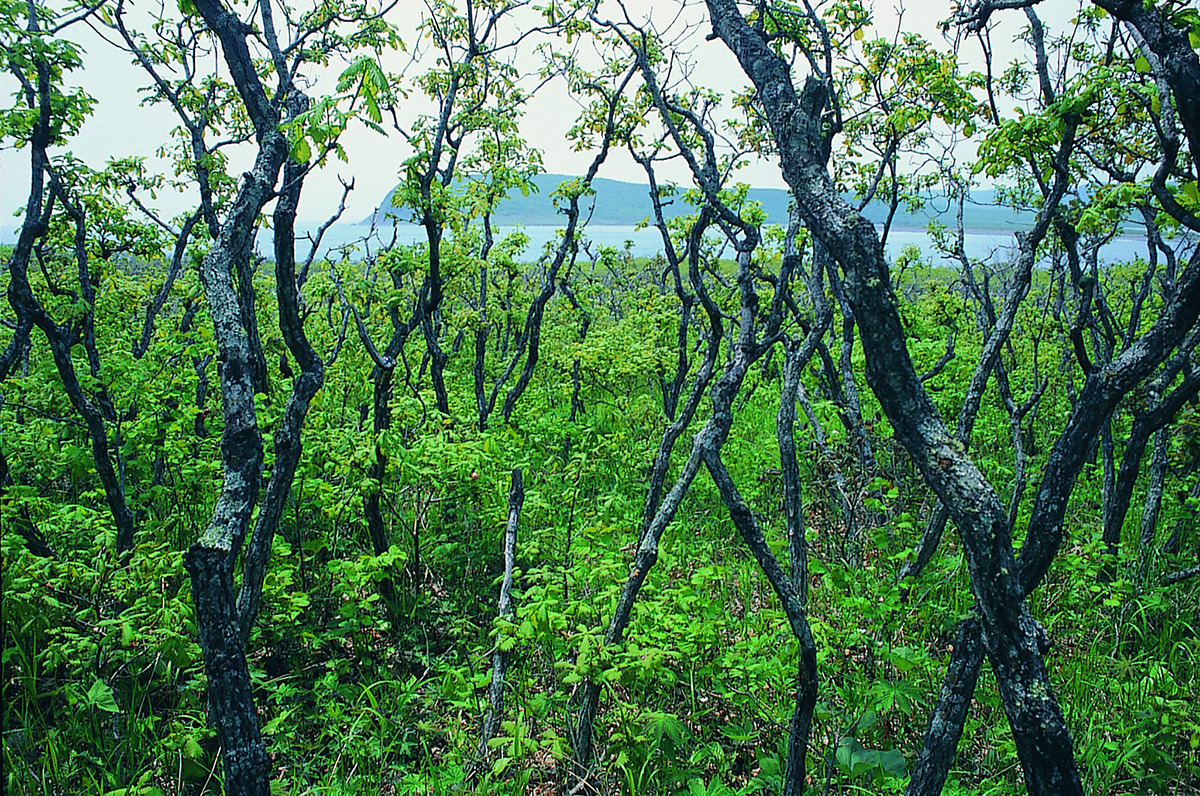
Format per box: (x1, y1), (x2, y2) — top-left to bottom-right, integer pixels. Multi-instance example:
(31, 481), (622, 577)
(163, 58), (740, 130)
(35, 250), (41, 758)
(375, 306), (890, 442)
(366, 173), (1029, 232)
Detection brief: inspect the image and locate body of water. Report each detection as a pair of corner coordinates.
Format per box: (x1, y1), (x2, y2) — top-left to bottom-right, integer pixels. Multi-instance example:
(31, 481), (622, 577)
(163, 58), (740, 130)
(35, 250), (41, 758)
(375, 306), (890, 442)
(0, 222), (1153, 268)
(294, 222), (1150, 269)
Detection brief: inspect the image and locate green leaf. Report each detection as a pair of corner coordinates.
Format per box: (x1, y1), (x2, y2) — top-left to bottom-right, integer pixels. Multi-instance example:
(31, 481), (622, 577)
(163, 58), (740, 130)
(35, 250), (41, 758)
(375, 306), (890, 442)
(183, 736), (204, 759)
(878, 749), (907, 778)
(835, 736), (907, 780)
(1182, 181), (1200, 207)
(291, 136), (311, 164)
(87, 678), (120, 713)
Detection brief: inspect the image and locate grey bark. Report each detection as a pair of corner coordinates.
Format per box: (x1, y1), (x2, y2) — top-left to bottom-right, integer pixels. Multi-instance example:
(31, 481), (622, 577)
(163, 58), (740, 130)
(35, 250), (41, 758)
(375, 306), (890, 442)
(906, 616), (985, 796)
(480, 468), (523, 748)
(1137, 428), (1170, 581)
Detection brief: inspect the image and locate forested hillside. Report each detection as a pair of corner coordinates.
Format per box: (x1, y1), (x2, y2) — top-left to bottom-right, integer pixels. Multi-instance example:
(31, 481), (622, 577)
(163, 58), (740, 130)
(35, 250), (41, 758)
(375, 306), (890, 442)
(2, 1), (1199, 796)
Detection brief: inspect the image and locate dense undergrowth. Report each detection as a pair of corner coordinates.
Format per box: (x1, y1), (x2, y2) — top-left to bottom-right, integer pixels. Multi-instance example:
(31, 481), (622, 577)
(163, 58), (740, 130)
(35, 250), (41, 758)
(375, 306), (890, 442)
(2, 245), (1198, 795)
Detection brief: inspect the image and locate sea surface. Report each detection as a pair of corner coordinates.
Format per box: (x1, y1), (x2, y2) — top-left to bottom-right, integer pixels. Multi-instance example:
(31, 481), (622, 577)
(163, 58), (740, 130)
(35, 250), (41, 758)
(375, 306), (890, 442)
(289, 222), (1150, 268)
(0, 222), (1154, 268)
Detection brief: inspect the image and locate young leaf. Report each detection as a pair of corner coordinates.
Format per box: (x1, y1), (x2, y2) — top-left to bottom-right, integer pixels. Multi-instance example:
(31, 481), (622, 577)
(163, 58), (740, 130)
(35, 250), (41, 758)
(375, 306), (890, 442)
(86, 678), (120, 713)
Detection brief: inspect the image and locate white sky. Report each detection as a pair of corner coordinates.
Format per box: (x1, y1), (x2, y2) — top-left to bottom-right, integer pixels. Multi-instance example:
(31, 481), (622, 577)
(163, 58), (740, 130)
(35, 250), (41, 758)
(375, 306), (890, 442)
(0, 0), (1065, 231)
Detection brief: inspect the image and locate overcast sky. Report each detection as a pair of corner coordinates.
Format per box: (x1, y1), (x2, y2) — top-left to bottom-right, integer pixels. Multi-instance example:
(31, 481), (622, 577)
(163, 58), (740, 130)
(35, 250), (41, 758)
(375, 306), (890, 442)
(0, 0), (1059, 233)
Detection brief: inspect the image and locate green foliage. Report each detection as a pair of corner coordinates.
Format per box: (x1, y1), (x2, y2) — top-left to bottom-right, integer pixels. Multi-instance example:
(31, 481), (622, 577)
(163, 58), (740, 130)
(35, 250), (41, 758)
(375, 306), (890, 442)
(5, 217), (1198, 794)
(3, 532), (208, 795)
(5, 3), (1200, 796)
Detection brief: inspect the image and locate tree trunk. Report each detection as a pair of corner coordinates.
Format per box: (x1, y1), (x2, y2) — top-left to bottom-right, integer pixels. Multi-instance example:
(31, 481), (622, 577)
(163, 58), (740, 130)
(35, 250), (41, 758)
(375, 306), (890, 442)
(774, 337), (821, 795)
(236, 154), (327, 643)
(186, 546), (270, 796)
(183, 3), (291, 791)
(905, 617), (985, 796)
(1136, 428), (1169, 581)
(481, 468), (523, 749)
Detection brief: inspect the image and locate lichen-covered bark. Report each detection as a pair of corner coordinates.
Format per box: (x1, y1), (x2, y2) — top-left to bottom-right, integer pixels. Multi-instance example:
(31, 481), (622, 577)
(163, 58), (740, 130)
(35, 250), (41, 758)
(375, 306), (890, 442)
(183, 1), (292, 791)
(770, 333), (826, 794)
(1091, 0), (1200, 155)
